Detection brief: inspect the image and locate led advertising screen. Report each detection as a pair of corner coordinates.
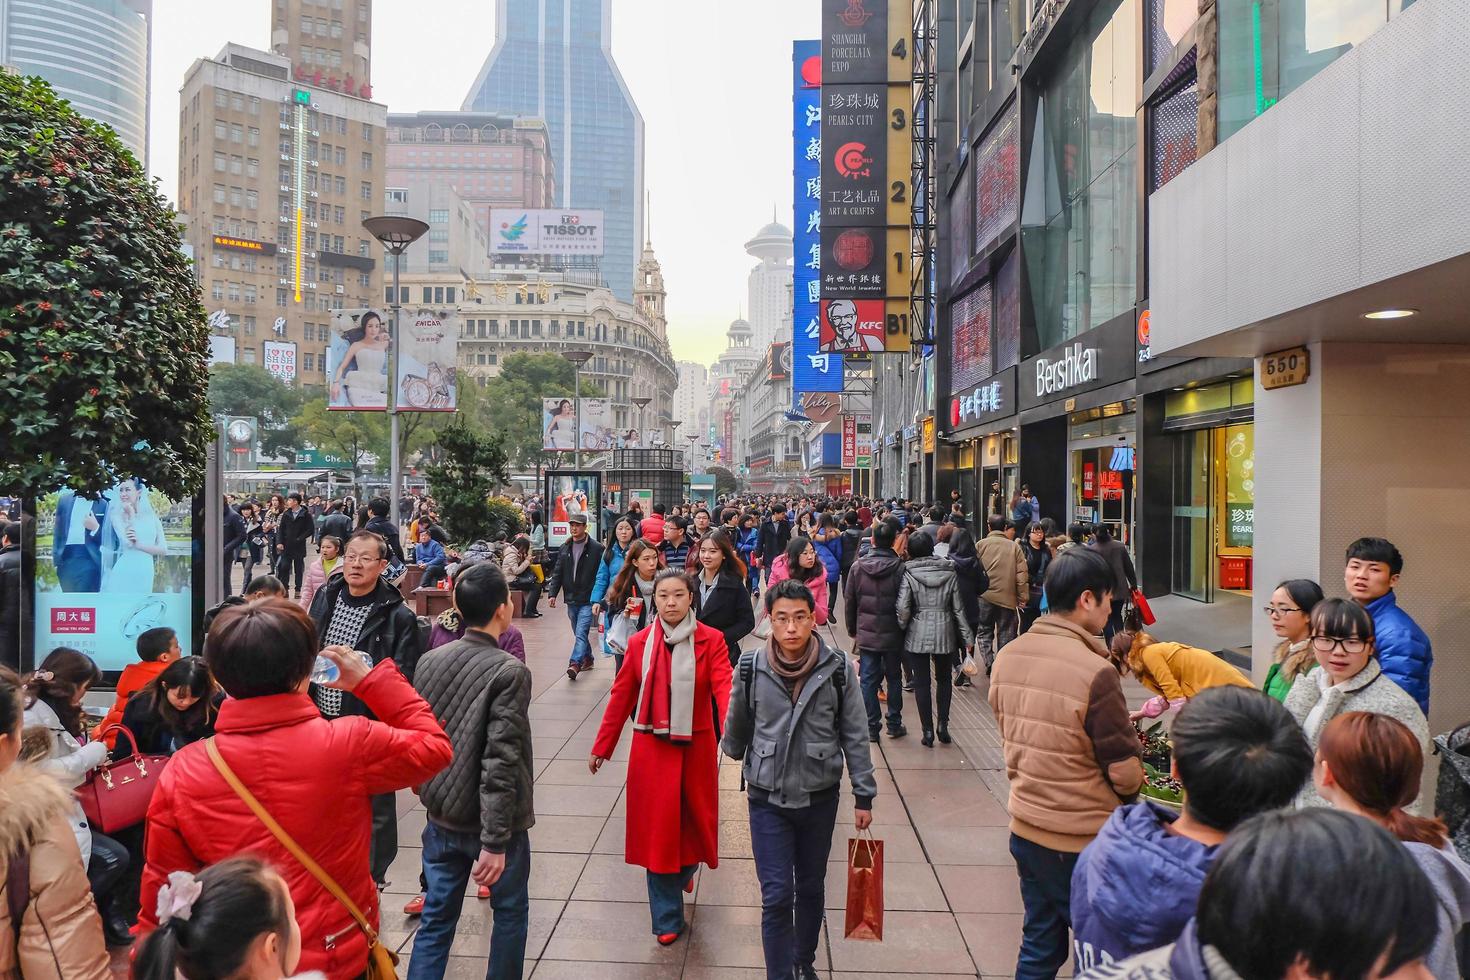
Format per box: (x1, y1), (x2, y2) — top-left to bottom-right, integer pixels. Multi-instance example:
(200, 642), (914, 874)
(34, 481), (196, 673)
(950, 282), (993, 392)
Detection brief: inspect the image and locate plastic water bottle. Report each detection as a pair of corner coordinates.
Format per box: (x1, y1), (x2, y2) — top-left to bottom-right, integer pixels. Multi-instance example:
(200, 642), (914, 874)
(311, 650), (373, 685)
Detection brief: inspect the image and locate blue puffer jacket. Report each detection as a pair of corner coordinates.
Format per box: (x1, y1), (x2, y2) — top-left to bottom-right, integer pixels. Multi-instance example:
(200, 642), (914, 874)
(1367, 591), (1432, 715)
(813, 532), (842, 583)
(592, 542), (628, 606)
(1071, 802), (1218, 969)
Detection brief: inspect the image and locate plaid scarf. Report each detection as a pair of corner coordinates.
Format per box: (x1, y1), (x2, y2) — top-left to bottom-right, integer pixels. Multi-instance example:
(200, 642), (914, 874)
(633, 613), (698, 743)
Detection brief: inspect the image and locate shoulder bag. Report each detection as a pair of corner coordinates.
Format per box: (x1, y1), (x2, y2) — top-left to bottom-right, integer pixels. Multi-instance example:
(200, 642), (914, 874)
(205, 739), (398, 980)
(78, 725), (168, 833)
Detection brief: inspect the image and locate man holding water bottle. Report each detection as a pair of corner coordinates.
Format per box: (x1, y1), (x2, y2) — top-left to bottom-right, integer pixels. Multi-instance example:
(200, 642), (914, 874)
(307, 528), (426, 888)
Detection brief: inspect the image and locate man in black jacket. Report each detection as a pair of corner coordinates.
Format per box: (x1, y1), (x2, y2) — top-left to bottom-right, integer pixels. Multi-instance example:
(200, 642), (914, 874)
(757, 505), (792, 585)
(844, 518), (907, 741)
(307, 528), (425, 886)
(222, 499), (246, 597)
(274, 491), (315, 599)
(545, 512), (604, 680)
(364, 496), (407, 566)
(412, 562), (535, 979)
(318, 499), (353, 546)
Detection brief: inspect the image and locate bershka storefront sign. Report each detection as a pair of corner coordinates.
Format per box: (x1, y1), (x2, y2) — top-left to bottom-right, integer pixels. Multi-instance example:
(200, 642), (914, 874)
(1018, 316), (1136, 411)
(950, 367), (1016, 431)
(1035, 343), (1097, 396)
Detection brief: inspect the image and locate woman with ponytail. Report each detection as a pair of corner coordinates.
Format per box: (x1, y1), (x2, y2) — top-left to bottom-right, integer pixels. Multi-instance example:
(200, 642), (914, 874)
(0, 665), (110, 976)
(135, 857), (320, 980)
(1314, 711), (1470, 979)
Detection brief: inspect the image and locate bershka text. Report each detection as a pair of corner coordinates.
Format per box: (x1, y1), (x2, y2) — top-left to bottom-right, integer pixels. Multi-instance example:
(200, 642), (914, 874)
(1034, 344), (1098, 396)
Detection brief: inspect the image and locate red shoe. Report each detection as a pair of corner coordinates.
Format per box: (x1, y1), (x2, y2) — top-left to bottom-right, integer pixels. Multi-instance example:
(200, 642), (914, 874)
(403, 894), (425, 916)
(684, 877), (695, 894)
(478, 884), (491, 899)
(657, 928), (684, 946)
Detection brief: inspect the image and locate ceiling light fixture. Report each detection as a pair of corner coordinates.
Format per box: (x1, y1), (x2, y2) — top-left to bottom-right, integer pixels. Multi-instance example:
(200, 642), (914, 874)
(1363, 308), (1418, 320)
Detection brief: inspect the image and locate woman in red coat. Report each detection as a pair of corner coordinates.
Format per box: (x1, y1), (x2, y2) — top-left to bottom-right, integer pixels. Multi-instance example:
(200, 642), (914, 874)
(137, 599), (453, 980)
(590, 568), (733, 946)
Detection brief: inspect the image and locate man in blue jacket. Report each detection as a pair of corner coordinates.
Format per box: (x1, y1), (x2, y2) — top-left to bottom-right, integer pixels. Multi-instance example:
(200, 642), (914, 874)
(1069, 686), (1313, 972)
(1345, 536), (1433, 714)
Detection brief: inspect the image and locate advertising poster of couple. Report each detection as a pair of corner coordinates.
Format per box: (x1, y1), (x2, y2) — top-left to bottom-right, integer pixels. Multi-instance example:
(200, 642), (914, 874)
(541, 397), (620, 452)
(34, 480), (193, 671)
(327, 308), (458, 411)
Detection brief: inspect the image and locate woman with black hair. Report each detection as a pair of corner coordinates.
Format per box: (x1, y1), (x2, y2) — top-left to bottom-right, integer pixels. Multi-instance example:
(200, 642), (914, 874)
(1262, 578), (1325, 702)
(1019, 522), (1052, 634)
(693, 530), (756, 666)
(604, 540), (663, 673)
(768, 536), (830, 625)
(1088, 525), (1137, 644)
(896, 531), (975, 746)
(112, 657), (223, 760)
(0, 664), (110, 973)
(22, 647), (133, 946)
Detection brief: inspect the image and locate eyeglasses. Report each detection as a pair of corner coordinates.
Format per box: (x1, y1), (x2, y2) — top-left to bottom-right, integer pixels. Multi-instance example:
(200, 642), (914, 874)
(1310, 635), (1370, 655)
(343, 554), (385, 565)
(1262, 605), (1302, 617)
(771, 613), (812, 628)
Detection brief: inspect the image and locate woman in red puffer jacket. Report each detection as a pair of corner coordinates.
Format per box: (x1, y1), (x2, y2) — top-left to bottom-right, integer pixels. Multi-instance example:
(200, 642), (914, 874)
(137, 598), (452, 980)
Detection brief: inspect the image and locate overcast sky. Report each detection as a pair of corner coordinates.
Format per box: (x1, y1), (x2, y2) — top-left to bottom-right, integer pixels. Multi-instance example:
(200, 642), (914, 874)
(147, 0), (817, 366)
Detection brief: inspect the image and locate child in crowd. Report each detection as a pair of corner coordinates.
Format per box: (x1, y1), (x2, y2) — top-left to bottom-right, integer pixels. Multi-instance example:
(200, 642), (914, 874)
(134, 857), (322, 980)
(99, 626), (178, 749)
(1069, 686), (1314, 970)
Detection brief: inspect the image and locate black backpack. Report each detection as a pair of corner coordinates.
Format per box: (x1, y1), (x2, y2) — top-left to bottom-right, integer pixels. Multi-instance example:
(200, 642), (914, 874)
(734, 648), (847, 791)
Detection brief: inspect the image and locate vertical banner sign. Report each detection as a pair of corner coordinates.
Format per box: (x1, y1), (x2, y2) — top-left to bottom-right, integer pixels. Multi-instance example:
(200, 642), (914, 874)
(793, 40), (844, 394)
(842, 415), (857, 468)
(262, 340), (297, 384)
(821, 0), (914, 353)
(856, 413), (873, 468)
(396, 309), (458, 411)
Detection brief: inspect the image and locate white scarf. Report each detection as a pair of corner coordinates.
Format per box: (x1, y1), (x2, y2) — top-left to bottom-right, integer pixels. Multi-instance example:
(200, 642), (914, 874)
(634, 612), (698, 741)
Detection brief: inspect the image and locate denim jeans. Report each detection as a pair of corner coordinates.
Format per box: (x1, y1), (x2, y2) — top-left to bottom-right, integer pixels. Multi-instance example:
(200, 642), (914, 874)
(566, 602), (594, 665)
(859, 649), (903, 732)
(407, 825), (531, 980)
(749, 794), (839, 980)
(646, 865), (698, 934)
(1009, 833), (1079, 980)
(976, 599), (1019, 670)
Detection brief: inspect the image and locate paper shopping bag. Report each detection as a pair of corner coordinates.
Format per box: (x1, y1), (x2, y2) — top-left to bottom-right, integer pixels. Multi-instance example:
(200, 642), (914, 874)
(844, 833), (884, 941)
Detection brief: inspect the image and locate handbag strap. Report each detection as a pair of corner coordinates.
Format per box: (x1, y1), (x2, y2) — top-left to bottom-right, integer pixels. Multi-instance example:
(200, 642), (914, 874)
(205, 738), (379, 944)
(6, 845), (28, 939)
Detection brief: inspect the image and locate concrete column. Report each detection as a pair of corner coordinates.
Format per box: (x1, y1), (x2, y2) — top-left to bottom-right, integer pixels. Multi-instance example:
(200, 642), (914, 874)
(1252, 342), (1470, 733)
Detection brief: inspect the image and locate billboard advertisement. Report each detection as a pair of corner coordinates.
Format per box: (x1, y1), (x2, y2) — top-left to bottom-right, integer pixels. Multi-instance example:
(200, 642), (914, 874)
(578, 397), (615, 451)
(544, 471), (602, 547)
(208, 335), (237, 365)
(842, 415), (857, 467)
(819, 298), (886, 353)
(793, 39), (844, 394)
(396, 308), (458, 412)
(262, 340), (297, 384)
(490, 209), (605, 256)
(327, 308), (389, 410)
(542, 398), (618, 452)
(34, 480), (195, 673)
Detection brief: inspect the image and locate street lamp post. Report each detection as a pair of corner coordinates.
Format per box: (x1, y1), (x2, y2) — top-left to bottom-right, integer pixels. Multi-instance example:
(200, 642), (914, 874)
(561, 349), (593, 469)
(362, 215), (429, 515)
(631, 396), (652, 448)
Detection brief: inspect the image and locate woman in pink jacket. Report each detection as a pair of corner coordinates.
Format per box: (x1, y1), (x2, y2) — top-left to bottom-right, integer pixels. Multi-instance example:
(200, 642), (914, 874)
(767, 536), (830, 625)
(299, 534), (343, 609)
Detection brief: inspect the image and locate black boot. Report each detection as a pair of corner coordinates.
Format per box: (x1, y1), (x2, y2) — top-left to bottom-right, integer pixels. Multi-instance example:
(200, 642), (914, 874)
(937, 726), (951, 744)
(921, 730), (934, 747)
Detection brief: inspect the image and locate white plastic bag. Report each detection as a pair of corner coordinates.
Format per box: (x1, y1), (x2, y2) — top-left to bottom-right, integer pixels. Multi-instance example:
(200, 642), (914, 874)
(961, 653), (980, 676)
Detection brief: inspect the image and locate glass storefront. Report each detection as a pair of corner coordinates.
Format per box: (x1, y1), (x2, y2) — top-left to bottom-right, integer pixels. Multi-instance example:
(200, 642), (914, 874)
(1021, 0), (1140, 350)
(1069, 403), (1135, 543)
(1219, 0), (1419, 142)
(1165, 380), (1255, 600)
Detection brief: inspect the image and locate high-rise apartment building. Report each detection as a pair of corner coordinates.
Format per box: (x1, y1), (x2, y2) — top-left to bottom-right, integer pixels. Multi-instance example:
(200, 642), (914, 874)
(673, 360), (710, 443)
(744, 217), (793, 351)
(270, 0), (372, 94)
(0, 0), (151, 163)
(386, 110), (556, 245)
(462, 0), (644, 302)
(178, 42), (385, 381)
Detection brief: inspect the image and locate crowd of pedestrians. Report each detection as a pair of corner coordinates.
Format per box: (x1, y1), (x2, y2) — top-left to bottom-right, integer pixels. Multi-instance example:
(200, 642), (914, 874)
(0, 483), (1465, 980)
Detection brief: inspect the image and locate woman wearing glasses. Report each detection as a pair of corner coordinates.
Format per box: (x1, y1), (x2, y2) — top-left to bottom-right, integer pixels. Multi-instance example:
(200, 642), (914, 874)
(1284, 597), (1429, 810)
(1261, 579), (1325, 702)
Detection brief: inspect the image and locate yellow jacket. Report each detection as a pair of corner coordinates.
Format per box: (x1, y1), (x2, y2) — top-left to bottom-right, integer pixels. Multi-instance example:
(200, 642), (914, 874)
(1129, 639), (1253, 701)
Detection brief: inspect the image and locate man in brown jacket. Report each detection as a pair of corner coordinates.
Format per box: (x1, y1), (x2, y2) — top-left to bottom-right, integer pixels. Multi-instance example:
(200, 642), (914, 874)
(975, 514), (1028, 671)
(988, 547), (1142, 980)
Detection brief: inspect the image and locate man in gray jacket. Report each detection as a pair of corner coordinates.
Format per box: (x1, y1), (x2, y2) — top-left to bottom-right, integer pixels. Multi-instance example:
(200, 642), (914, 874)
(723, 578), (878, 980)
(411, 562), (535, 980)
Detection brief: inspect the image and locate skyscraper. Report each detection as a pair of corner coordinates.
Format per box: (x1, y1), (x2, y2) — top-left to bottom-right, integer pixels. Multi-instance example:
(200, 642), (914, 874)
(745, 215), (793, 351)
(462, 0), (644, 302)
(0, 0), (152, 164)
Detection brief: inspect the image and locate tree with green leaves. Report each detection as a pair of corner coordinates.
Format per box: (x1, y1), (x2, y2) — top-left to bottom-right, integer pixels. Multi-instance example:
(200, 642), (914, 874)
(477, 352), (603, 470)
(289, 400), (388, 481)
(708, 466), (739, 497)
(423, 416), (514, 542)
(0, 73), (211, 498)
(207, 363), (309, 460)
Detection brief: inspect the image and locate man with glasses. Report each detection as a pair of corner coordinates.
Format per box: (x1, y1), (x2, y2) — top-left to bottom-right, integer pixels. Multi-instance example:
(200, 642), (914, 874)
(722, 578), (876, 980)
(307, 528), (426, 887)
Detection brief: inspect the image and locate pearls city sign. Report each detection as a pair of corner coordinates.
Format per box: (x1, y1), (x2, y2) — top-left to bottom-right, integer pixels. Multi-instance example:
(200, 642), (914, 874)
(1034, 342), (1098, 396)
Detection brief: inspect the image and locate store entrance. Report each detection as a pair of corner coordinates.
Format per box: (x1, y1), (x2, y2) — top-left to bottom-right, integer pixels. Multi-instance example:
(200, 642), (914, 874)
(1070, 437), (1136, 544)
(1170, 423), (1255, 601)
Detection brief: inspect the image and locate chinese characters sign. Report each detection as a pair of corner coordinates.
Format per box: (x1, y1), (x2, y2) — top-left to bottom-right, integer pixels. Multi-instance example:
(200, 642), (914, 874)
(793, 40), (843, 393)
(950, 367), (1016, 429)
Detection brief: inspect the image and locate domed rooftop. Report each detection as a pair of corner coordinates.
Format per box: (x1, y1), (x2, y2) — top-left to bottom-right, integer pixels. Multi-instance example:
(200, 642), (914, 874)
(727, 318), (754, 337)
(754, 220), (791, 240)
(745, 210), (794, 259)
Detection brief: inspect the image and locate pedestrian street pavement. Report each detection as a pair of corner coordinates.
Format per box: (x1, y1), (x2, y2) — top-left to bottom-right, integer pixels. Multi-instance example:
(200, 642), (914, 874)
(379, 601), (1077, 979)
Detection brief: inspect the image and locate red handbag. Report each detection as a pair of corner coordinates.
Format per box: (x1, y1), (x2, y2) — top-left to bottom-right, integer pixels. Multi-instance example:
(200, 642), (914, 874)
(1130, 588), (1157, 626)
(77, 725), (169, 833)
